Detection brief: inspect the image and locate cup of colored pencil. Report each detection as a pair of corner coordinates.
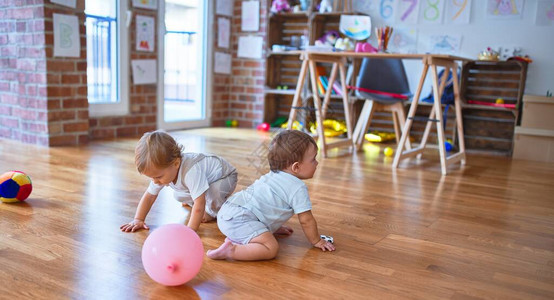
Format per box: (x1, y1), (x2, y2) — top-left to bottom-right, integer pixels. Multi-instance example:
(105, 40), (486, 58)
(375, 26), (393, 53)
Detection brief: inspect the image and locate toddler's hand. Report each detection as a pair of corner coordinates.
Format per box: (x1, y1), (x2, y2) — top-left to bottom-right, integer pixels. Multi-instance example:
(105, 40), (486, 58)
(313, 239), (335, 252)
(120, 219), (149, 232)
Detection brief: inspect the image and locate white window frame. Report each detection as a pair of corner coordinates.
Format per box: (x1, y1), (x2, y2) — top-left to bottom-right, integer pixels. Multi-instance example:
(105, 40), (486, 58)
(88, 0), (130, 117)
(156, 0), (212, 130)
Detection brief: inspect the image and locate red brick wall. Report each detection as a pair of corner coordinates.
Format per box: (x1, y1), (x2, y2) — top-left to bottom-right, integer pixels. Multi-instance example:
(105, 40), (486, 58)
(44, 1), (90, 146)
(221, 0), (267, 128)
(0, 1), (49, 146)
(0, 1), (267, 146)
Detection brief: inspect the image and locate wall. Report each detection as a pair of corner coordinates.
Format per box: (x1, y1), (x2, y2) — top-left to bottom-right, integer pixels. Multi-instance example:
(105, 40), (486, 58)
(222, 0), (267, 128)
(88, 2), (157, 139)
(0, 0), (158, 146)
(0, 2), (50, 146)
(353, 0), (554, 96)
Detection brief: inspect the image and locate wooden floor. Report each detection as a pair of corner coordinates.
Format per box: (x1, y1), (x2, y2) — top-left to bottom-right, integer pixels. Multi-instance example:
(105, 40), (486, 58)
(1, 128), (553, 299)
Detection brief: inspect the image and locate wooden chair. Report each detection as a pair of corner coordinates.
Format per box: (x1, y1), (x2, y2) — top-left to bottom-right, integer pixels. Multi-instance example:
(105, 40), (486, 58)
(351, 58), (412, 150)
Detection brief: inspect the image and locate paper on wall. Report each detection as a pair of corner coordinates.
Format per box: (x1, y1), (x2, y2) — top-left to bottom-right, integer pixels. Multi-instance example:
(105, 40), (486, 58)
(241, 1), (259, 32)
(51, 0), (76, 8)
(136, 15), (155, 52)
(53, 13), (80, 57)
(214, 52), (232, 74)
(218, 17), (230, 48)
(216, 0), (234, 16)
(237, 36), (263, 59)
(131, 59), (157, 85)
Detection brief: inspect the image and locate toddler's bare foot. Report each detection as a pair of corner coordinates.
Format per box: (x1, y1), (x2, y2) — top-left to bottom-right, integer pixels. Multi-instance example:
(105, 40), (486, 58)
(274, 225), (293, 237)
(206, 238), (234, 260)
(202, 213), (215, 223)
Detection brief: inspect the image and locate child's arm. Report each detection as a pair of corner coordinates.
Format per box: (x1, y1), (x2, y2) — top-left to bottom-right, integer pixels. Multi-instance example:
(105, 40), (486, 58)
(297, 210), (336, 252)
(120, 190), (157, 232)
(187, 192), (207, 231)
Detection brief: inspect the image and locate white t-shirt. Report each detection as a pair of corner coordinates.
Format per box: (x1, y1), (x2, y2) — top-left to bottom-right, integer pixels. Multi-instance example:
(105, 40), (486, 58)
(146, 154), (224, 204)
(227, 171), (312, 233)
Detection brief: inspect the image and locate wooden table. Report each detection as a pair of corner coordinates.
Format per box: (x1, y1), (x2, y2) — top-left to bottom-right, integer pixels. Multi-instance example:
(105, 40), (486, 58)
(286, 51), (470, 174)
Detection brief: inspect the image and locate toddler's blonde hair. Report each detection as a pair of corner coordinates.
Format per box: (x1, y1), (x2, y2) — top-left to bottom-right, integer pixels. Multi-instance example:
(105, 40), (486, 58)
(135, 130), (183, 173)
(268, 130), (317, 172)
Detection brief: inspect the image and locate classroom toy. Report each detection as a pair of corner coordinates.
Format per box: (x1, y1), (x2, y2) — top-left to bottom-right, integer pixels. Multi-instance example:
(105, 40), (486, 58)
(315, 30), (339, 47)
(270, 0), (290, 13)
(320, 234), (334, 244)
(355, 42), (377, 53)
(319, 0), (333, 13)
(334, 37), (355, 51)
(384, 147), (394, 157)
(0, 170), (32, 203)
(309, 119), (347, 137)
(142, 224), (204, 286)
(445, 141), (453, 152)
(257, 122), (270, 131)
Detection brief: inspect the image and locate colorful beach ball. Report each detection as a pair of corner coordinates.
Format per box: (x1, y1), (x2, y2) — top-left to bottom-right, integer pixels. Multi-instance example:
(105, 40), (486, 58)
(0, 171), (33, 203)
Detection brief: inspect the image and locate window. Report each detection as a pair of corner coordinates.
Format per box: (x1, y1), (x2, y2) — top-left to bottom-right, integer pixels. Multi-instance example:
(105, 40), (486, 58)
(85, 0), (129, 116)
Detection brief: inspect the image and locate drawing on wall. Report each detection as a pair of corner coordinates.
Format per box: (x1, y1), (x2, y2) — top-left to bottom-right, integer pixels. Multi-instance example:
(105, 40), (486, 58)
(396, 0), (420, 24)
(241, 1), (260, 32)
(425, 34), (462, 54)
(486, 0), (525, 19)
(214, 52), (232, 74)
(136, 15), (155, 52)
(218, 17), (230, 48)
(132, 0), (158, 10)
(131, 59), (157, 84)
(339, 15), (371, 40)
(216, 0), (234, 16)
(378, 0), (397, 21)
(420, 0), (446, 24)
(237, 36), (263, 59)
(388, 28), (418, 54)
(50, 0), (76, 8)
(53, 13), (80, 57)
(535, 0), (554, 25)
(447, 0), (472, 24)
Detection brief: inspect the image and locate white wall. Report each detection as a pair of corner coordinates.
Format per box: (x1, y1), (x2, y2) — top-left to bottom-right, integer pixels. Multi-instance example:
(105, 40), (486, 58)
(353, 0), (554, 96)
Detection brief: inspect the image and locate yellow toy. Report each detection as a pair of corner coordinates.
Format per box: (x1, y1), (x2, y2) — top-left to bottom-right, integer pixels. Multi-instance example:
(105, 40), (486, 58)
(309, 119), (347, 137)
(383, 147), (394, 157)
(365, 131), (396, 143)
(281, 120), (303, 130)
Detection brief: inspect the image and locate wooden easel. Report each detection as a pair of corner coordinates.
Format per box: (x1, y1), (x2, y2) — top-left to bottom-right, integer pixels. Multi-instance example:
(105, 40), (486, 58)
(287, 52), (353, 157)
(392, 56), (467, 175)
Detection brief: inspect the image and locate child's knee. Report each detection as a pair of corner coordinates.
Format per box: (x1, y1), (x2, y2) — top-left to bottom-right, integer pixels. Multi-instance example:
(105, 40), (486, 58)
(265, 238), (280, 259)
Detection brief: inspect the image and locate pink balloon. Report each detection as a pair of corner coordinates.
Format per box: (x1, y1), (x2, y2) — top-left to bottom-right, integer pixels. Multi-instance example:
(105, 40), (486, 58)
(141, 224), (204, 286)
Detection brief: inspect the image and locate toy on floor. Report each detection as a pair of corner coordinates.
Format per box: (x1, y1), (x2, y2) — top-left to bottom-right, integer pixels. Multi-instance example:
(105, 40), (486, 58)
(142, 224), (204, 286)
(364, 131), (396, 143)
(281, 120), (304, 130)
(257, 122), (270, 131)
(384, 147), (394, 157)
(309, 119), (347, 137)
(445, 139), (453, 152)
(0, 170), (32, 203)
(225, 119), (238, 127)
(320, 234), (334, 244)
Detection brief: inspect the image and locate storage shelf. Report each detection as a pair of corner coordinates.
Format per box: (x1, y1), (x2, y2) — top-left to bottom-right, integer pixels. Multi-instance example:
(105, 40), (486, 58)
(266, 50), (304, 57)
(264, 88), (295, 95)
